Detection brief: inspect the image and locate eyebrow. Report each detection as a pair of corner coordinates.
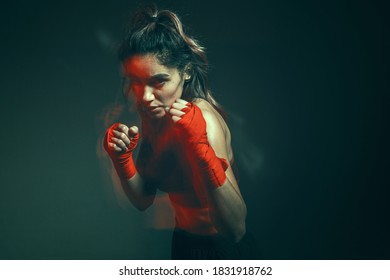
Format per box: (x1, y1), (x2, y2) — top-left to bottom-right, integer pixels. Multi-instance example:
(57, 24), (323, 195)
(149, 73), (171, 79)
(126, 73), (171, 81)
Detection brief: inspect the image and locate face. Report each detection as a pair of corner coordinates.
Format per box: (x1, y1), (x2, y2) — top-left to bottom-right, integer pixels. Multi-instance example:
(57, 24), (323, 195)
(122, 54), (185, 119)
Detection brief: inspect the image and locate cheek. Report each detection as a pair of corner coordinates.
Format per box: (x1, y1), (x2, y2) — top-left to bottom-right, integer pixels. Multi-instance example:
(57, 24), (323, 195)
(159, 82), (184, 103)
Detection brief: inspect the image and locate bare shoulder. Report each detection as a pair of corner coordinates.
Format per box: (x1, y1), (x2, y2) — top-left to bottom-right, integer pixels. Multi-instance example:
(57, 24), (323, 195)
(193, 98), (214, 111)
(193, 98), (233, 161)
(193, 98), (226, 132)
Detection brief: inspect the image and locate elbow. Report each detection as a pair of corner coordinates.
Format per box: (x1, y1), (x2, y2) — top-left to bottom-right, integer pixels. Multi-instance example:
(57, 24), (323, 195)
(231, 205), (247, 242)
(218, 220), (247, 243)
(214, 205), (247, 243)
(230, 222), (246, 243)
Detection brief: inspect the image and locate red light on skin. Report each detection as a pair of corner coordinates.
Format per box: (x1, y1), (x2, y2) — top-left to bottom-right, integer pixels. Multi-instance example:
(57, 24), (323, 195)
(100, 55), (229, 235)
(122, 54), (185, 120)
(144, 194), (175, 229)
(143, 193), (217, 235)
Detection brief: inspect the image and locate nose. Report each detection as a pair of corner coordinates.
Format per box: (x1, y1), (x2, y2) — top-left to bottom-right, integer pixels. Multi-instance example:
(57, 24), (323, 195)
(142, 85), (155, 102)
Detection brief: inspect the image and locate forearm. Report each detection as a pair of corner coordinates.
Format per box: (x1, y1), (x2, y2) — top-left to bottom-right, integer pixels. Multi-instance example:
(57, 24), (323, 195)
(104, 123), (155, 210)
(168, 100), (247, 241)
(206, 178), (247, 242)
(119, 172), (156, 211)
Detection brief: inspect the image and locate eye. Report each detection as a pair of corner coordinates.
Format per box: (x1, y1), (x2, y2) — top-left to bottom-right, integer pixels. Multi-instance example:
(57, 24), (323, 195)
(150, 78), (167, 88)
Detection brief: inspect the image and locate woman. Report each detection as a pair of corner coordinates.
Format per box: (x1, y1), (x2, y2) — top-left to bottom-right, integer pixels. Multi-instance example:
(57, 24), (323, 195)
(104, 5), (252, 259)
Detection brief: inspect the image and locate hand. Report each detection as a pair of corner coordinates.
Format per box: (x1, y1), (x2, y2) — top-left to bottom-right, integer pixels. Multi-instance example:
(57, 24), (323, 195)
(104, 123), (139, 154)
(166, 98), (188, 123)
(167, 99), (206, 145)
(104, 123), (139, 179)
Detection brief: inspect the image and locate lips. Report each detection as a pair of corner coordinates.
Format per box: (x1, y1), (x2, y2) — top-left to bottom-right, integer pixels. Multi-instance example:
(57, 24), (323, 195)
(148, 106), (162, 110)
(145, 106), (165, 114)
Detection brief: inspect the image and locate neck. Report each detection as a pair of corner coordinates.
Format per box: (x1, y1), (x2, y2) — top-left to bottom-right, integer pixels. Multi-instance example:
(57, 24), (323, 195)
(141, 115), (171, 138)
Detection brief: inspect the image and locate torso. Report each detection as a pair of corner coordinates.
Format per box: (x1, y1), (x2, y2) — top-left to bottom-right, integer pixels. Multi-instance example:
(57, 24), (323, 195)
(136, 99), (232, 235)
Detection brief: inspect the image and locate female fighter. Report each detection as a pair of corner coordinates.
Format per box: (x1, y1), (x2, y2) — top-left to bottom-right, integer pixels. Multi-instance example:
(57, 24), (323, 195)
(104, 5), (251, 259)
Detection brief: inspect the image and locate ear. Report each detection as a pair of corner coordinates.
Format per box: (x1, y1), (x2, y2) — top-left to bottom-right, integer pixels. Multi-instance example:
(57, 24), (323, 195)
(184, 73), (191, 81)
(183, 64), (192, 81)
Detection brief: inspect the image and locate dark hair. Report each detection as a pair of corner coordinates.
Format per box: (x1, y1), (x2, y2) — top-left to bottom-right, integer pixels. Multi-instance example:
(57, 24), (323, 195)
(118, 4), (226, 120)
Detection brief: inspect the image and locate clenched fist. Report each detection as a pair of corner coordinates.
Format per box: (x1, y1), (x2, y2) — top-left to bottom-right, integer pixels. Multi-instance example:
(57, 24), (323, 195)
(104, 123), (139, 179)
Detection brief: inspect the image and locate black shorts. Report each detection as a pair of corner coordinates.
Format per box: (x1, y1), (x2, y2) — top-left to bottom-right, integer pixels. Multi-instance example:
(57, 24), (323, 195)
(171, 229), (260, 260)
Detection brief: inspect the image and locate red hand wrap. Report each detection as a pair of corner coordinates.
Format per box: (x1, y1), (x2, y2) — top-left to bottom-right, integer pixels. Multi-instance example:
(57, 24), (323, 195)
(103, 123), (139, 180)
(176, 102), (229, 189)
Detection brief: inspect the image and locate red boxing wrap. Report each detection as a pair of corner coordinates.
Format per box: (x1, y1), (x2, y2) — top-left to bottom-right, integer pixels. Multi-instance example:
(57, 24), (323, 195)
(103, 123), (139, 180)
(176, 102), (229, 189)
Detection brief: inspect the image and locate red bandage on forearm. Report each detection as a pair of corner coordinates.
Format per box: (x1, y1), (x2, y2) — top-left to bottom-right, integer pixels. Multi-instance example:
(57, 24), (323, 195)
(103, 123), (139, 180)
(176, 102), (229, 189)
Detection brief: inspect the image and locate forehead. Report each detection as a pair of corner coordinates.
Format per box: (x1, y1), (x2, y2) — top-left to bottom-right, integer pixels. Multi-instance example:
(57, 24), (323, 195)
(122, 54), (175, 78)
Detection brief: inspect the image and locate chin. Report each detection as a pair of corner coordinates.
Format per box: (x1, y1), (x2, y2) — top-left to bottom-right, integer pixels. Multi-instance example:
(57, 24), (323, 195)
(147, 109), (166, 119)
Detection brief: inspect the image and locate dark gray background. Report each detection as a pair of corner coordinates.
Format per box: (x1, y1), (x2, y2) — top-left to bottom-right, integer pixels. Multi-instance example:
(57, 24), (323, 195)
(0, 0), (388, 259)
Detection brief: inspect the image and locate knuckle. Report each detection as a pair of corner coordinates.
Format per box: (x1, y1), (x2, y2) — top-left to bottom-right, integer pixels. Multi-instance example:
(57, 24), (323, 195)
(112, 122), (121, 130)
